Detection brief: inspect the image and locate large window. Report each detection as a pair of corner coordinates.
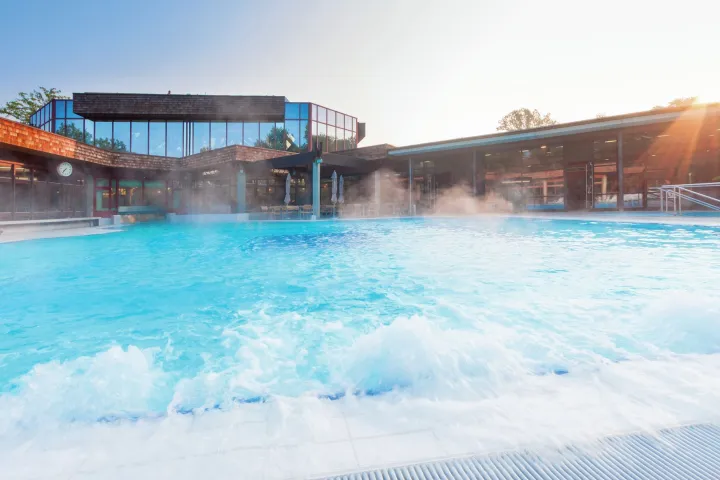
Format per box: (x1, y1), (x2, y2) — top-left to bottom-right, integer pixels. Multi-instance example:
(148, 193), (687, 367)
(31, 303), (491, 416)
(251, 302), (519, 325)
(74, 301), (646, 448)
(307, 103), (356, 153)
(95, 122), (113, 150)
(149, 122), (166, 156)
(144, 180), (166, 207)
(167, 122), (183, 157)
(228, 123), (243, 146)
(243, 122), (258, 147)
(113, 122), (130, 152)
(193, 122), (210, 154)
(211, 122), (226, 149)
(131, 121), (149, 154)
(118, 179), (143, 206)
(285, 120), (300, 151)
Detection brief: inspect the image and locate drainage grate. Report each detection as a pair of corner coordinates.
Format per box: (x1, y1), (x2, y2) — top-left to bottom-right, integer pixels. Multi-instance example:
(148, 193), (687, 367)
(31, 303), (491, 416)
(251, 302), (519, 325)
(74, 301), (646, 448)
(324, 424), (720, 480)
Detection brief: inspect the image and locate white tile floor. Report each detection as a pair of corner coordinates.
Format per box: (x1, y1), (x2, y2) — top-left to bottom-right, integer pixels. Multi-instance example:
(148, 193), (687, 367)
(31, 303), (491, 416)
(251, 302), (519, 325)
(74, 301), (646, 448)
(3, 402), (461, 480)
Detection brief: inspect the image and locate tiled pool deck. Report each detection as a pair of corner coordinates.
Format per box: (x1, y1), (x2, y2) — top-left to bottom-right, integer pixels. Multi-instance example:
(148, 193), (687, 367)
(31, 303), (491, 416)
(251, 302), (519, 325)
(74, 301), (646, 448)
(10, 403), (719, 480)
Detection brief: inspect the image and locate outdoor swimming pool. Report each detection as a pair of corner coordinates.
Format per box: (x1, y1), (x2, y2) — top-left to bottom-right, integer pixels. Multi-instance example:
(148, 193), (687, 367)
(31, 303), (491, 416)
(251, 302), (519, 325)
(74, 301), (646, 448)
(2, 216), (720, 478)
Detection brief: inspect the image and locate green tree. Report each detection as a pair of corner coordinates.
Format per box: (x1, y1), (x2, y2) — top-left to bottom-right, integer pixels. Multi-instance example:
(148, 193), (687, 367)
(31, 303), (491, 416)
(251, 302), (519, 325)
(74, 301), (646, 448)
(496, 108), (557, 131)
(255, 126), (286, 150)
(652, 97), (697, 110)
(0, 87), (69, 124)
(94, 137), (127, 152)
(60, 122), (88, 143)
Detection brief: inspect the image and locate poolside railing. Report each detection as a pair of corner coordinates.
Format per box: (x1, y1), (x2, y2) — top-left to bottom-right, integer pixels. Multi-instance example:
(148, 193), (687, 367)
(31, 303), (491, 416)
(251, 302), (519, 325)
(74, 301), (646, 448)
(657, 182), (720, 214)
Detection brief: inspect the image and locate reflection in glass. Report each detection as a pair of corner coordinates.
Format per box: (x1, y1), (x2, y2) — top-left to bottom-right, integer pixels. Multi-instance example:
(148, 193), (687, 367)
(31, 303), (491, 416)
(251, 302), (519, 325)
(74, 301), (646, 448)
(118, 179), (142, 206)
(347, 130), (356, 149)
(55, 120), (67, 136)
(227, 123), (242, 146)
(345, 115), (353, 130)
(336, 113), (344, 128)
(327, 125), (336, 151)
(55, 100), (66, 118)
(284, 121), (300, 151)
(318, 107), (327, 123)
(131, 121), (149, 154)
(94, 122), (113, 150)
(166, 122), (183, 157)
(84, 119), (94, 145)
(327, 110), (336, 127)
(193, 122), (210, 154)
(338, 129), (347, 151)
(300, 103), (309, 119)
(149, 122), (166, 156)
(113, 122), (130, 152)
(243, 122), (258, 147)
(316, 123), (327, 152)
(312, 104), (318, 121)
(144, 180), (166, 207)
(299, 119), (308, 150)
(211, 122), (226, 149)
(258, 122), (278, 149)
(65, 119), (84, 142)
(285, 103), (300, 119)
(66, 101), (81, 119)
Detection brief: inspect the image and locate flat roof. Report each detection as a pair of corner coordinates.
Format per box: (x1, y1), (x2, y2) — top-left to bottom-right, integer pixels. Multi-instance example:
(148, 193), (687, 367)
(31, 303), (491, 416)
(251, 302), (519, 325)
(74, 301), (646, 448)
(389, 104), (720, 157)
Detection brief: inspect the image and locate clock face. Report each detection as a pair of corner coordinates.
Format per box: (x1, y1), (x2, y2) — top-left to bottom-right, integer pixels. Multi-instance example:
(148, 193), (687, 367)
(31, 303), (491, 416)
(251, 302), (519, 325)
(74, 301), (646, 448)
(57, 162), (73, 177)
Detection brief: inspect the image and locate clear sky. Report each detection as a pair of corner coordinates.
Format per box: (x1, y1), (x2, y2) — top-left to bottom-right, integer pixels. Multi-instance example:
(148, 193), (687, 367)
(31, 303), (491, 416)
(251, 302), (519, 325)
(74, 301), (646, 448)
(1, 0), (717, 147)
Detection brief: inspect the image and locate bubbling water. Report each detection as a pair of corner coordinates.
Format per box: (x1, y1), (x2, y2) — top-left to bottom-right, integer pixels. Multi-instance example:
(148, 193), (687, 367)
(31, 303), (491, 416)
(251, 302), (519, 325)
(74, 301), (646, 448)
(1, 217), (720, 475)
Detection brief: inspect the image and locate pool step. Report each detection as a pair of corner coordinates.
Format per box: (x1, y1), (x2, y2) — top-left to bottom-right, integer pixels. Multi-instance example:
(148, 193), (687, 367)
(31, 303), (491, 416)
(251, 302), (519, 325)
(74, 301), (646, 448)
(323, 423), (720, 480)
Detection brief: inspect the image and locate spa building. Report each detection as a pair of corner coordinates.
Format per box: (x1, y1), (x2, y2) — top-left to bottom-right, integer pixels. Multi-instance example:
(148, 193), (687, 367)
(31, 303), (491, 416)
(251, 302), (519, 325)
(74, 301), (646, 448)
(0, 92), (718, 220)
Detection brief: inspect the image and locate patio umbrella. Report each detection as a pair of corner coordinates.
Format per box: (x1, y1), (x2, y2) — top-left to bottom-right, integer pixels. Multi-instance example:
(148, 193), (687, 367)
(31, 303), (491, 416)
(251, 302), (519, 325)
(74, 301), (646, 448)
(338, 175), (344, 204)
(284, 173), (291, 205)
(331, 170), (338, 204)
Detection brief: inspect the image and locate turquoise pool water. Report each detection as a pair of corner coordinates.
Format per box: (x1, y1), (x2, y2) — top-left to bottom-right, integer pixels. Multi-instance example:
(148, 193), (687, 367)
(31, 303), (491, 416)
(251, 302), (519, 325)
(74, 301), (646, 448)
(1, 217), (720, 433)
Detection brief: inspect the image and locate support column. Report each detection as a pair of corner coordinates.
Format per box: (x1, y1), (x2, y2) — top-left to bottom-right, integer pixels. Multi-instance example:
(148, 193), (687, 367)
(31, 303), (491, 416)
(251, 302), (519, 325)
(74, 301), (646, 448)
(617, 131), (624, 211)
(10, 164), (16, 220)
(408, 157), (413, 215)
(85, 173), (94, 217)
(472, 151), (477, 195)
(312, 159), (322, 219)
(543, 180), (548, 203)
(374, 170), (381, 206)
(236, 167), (246, 213)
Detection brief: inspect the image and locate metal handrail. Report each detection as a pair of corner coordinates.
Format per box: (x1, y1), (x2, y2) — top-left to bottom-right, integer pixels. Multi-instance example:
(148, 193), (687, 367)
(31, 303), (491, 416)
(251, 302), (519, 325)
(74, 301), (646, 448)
(658, 182), (720, 214)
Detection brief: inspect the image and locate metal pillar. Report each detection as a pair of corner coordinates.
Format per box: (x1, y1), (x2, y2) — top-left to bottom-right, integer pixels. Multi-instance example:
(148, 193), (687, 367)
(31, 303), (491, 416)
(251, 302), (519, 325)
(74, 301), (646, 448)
(617, 131), (624, 211)
(10, 164), (15, 220)
(408, 157), (413, 215)
(374, 170), (381, 206)
(85, 173), (94, 217)
(312, 158), (322, 219)
(472, 151), (477, 195)
(236, 167), (246, 213)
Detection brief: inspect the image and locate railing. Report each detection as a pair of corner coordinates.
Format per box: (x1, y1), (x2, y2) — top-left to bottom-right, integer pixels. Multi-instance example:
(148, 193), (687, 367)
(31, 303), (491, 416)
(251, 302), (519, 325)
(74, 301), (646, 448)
(657, 182), (720, 215)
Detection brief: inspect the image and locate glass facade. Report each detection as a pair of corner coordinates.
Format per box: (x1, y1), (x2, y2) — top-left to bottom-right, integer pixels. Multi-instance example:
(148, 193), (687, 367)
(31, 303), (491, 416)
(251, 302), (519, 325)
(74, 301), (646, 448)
(0, 161), (86, 221)
(309, 103), (357, 153)
(29, 99), (360, 157)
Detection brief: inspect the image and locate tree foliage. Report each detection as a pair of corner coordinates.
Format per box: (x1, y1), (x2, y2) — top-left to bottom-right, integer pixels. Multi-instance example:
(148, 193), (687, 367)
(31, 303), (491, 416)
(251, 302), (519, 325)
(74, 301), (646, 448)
(652, 97), (697, 110)
(0, 87), (69, 124)
(496, 108), (557, 131)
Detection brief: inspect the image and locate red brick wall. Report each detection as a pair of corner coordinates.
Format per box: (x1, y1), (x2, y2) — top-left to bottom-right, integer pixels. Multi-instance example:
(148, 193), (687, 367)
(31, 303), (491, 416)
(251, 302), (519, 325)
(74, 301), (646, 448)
(0, 117), (296, 171)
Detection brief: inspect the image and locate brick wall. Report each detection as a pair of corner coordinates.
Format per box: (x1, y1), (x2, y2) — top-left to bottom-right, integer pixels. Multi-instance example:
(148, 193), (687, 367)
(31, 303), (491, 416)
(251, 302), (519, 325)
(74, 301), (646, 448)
(0, 117), (296, 172)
